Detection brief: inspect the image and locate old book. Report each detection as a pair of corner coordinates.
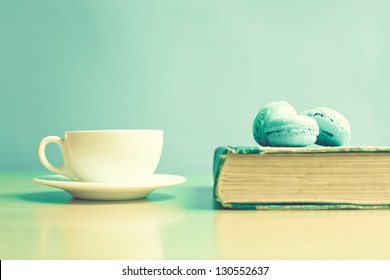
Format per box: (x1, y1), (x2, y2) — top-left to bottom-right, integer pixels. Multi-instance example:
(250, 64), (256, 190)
(213, 146), (390, 209)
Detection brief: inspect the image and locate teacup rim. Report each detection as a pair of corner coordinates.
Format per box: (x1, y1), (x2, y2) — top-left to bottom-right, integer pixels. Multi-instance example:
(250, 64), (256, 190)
(64, 129), (163, 134)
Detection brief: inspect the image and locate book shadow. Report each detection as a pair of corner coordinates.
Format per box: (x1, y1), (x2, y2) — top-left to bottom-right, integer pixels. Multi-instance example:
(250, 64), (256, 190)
(177, 186), (218, 210)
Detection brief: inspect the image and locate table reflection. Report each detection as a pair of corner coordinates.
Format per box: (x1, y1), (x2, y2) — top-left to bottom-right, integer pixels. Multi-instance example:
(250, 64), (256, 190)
(34, 192), (184, 259)
(214, 209), (390, 259)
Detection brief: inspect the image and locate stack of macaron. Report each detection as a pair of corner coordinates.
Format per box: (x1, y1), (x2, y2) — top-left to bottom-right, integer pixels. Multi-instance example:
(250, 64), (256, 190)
(253, 101), (351, 147)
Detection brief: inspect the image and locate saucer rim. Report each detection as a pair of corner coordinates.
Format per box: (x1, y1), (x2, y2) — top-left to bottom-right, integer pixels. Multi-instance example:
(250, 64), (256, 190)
(32, 174), (187, 190)
(32, 174), (187, 200)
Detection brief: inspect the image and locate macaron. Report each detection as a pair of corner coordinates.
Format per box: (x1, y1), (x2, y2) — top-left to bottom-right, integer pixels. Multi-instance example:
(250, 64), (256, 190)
(265, 115), (320, 147)
(301, 107), (351, 146)
(253, 101), (297, 146)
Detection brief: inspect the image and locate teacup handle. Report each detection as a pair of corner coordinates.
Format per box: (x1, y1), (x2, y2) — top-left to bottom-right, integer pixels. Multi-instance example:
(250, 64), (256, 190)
(38, 136), (78, 180)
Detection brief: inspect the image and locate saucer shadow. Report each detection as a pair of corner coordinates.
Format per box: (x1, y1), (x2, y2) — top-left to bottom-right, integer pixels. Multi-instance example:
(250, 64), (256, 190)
(19, 191), (73, 204)
(19, 191), (175, 205)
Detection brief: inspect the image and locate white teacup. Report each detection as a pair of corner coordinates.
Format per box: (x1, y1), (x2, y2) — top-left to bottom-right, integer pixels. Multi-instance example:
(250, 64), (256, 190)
(38, 130), (163, 182)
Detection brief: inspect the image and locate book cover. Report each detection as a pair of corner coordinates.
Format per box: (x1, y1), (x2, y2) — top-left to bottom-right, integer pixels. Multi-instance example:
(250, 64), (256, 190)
(213, 146), (390, 210)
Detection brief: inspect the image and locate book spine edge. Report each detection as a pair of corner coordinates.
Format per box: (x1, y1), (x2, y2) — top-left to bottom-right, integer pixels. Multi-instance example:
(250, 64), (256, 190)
(213, 147), (230, 208)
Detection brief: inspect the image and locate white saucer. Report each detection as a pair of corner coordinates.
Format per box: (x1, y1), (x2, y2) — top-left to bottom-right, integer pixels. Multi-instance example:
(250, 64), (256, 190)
(32, 174), (187, 201)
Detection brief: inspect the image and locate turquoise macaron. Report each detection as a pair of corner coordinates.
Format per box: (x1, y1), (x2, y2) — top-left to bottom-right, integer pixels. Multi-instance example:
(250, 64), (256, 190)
(253, 101), (297, 146)
(301, 107), (351, 146)
(265, 115), (320, 147)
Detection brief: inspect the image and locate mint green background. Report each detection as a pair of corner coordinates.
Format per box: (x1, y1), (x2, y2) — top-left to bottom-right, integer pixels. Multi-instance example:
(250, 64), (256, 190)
(1, 0), (390, 175)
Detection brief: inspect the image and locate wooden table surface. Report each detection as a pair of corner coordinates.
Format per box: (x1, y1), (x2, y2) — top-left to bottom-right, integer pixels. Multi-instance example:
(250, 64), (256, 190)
(1, 173), (390, 260)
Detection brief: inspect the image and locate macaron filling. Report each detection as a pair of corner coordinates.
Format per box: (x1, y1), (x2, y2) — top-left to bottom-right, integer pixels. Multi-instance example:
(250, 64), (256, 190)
(266, 126), (319, 137)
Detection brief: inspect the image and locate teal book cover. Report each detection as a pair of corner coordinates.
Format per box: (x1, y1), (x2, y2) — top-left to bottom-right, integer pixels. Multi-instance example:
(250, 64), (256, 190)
(213, 146), (390, 210)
